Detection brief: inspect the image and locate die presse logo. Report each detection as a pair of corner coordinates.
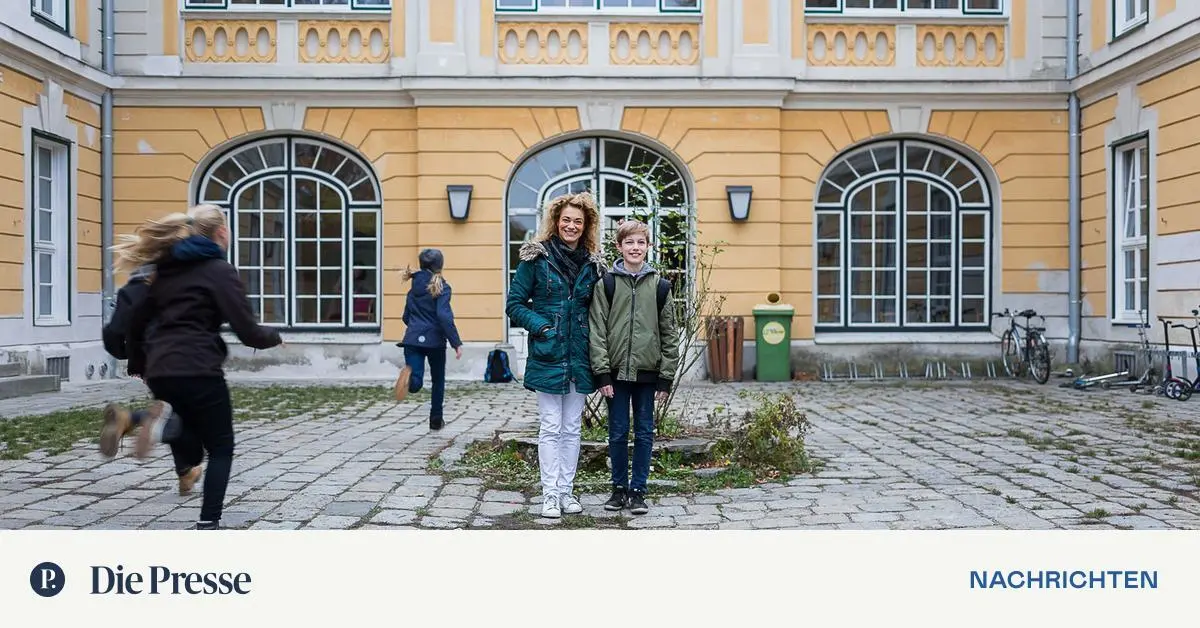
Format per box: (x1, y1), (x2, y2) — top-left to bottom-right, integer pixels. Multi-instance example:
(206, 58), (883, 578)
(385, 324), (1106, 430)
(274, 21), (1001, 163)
(31, 562), (252, 597)
(30, 562), (66, 598)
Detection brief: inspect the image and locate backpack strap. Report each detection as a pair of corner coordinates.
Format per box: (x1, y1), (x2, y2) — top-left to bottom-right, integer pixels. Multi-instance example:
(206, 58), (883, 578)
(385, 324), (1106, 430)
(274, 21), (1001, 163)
(603, 272), (616, 307)
(656, 277), (671, 314)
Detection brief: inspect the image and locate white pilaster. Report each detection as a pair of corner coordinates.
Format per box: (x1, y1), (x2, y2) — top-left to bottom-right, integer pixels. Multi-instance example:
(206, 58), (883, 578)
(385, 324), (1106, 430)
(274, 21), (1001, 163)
(278, 20), (299, 65)
(416, 0), (468, 76)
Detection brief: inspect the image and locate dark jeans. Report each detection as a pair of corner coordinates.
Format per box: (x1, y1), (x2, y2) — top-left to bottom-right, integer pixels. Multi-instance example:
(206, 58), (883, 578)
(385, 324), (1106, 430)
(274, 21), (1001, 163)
(146, 377), (234, 523)
(405, 346), (446, 419)
(607, 381), (656, 493)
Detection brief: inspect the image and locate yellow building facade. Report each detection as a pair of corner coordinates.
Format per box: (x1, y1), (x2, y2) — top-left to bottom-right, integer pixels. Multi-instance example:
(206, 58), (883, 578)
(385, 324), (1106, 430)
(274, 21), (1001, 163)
(1, 0), (1197, 381)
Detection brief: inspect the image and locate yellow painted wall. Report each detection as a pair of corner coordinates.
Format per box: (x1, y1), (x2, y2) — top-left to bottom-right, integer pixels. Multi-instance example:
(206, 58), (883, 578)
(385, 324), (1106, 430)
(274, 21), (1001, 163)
(1155, 0), (1176, 18)
(394, 0), (407, 57)
(928, 110), (1070, 295)
(113, 107), (266, 232)
(75, 0), (89, 44)
(429, 0), (455, 43)
(163, 0), (179, 56)
(0, 67), (39, 317)
(1091, 0), (1106, 52)
(1140, 58), (1200, 312)
(742, 0), (770, 45)
(1011, 0), (1026, 60)
(68, 93), (104, 295)
(1140, 60), (1200, 237)
(707, 0), (721, 58)
(1079, 95), (1115, 322)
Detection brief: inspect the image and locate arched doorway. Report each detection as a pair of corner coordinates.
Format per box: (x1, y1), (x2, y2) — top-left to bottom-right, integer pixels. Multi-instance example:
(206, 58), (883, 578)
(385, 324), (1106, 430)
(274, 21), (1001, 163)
(814, 139), (994, 331)
(196, 135), (382, 330)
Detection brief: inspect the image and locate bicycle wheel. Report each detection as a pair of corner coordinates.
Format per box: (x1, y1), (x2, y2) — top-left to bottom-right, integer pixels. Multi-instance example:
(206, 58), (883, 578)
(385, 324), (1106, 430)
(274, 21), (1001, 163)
(1028, 332), (1051, 384)
(1000, 330), (1021, 377)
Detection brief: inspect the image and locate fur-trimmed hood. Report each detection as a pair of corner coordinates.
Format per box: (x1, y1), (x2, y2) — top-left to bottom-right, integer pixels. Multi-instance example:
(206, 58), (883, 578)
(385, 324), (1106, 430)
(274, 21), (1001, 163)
(518, 240), (606, 272)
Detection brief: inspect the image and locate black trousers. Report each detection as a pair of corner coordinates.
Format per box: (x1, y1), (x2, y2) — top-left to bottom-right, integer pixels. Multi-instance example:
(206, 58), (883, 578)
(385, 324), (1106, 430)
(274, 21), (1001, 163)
(146, 376), (235, 523)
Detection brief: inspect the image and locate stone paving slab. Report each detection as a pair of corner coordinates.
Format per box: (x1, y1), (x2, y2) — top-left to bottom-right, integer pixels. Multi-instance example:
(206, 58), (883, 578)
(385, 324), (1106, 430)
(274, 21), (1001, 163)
(1, 377), (1199, 530)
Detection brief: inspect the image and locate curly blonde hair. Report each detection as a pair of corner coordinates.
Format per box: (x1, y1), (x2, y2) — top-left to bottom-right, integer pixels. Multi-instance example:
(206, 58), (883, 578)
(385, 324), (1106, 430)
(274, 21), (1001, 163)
(112, 204), (226, 273)
(536, 192), (601, 255)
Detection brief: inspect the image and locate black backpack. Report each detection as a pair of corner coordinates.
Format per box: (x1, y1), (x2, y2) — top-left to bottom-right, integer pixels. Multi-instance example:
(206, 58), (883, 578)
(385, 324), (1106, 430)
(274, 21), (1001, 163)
(483, 348), (514, 383)
(602, 272), (672, 315)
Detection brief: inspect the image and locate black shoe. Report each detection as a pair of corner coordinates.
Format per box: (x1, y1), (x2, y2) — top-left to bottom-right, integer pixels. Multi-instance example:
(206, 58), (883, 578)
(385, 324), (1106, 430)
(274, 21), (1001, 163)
(430, 416), (444, 430)
(604, 488), (627, 511)
(193, 521), (220, 530)
(628, 491), (649, 515)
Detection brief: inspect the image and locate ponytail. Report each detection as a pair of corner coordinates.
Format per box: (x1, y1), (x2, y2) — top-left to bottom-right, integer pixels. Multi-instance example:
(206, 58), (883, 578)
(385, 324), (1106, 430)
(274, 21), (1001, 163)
(112, 204), (225, 273)
(401, 266), (447, 298)
(428, 273), (445, 298)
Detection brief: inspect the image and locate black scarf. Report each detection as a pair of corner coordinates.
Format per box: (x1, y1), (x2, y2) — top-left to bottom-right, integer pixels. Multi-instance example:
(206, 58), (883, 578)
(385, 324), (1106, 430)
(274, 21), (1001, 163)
(546, 235), (588, 285)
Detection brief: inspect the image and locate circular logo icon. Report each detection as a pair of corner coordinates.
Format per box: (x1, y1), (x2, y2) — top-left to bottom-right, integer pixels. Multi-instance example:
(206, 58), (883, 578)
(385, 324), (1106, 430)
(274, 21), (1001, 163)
(761, 321), (787, 345)
(30, 562), (65, 598)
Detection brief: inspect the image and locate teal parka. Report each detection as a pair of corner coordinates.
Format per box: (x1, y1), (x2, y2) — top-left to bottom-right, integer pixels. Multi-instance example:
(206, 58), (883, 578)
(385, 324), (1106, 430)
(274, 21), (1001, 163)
(505, 240), (605, 395)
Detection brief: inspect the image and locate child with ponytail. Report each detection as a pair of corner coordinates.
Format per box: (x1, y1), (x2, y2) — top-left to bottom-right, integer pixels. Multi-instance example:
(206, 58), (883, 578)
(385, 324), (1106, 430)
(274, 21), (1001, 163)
(395, 248), (462, 430)
(114, 204), (283, 530)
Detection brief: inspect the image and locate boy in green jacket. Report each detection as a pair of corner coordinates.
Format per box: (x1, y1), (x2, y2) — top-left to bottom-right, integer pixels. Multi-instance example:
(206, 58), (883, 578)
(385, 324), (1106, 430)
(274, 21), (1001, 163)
(589, 220), (681, 515)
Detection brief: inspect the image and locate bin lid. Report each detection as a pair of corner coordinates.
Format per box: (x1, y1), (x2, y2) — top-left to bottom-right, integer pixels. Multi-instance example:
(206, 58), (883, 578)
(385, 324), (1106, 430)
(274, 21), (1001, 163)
(753, 304), (795, 315)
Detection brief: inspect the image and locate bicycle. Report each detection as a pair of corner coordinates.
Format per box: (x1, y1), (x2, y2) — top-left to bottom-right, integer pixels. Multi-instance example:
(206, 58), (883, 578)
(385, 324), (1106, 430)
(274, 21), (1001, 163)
(991, 308), (1051, 385)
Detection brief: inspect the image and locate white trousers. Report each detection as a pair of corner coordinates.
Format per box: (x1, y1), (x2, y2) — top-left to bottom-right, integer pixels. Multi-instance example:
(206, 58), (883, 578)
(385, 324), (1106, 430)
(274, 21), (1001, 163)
(536, 384), (586, 498)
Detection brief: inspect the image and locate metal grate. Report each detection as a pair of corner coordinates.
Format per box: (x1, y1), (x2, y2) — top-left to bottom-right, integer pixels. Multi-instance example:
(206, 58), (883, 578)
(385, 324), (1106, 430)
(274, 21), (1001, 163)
(1113, 351), (1136, 374)
(46, 356), (69, 381)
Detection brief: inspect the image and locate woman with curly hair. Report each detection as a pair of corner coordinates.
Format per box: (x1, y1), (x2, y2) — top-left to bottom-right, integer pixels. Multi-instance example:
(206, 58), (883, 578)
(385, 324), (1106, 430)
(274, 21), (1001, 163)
(505, 192), (605, 518)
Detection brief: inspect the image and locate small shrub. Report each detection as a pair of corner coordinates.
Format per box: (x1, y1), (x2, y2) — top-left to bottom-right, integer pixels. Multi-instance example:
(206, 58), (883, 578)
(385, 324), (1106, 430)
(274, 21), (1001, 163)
(711, 392), (812, 474)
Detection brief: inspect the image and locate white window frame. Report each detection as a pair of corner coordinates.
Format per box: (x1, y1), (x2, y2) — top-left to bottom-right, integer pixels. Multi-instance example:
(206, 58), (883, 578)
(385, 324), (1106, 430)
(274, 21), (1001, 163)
(30, 0), (70, 31)
(1113, 0), (1149, 37)
(804, 0), (1004, 17)
(495, 0), (701, 15)
(31, 135), (72, 327)
(1111, 138), (1151, 324)
(182, 0), (391, 11)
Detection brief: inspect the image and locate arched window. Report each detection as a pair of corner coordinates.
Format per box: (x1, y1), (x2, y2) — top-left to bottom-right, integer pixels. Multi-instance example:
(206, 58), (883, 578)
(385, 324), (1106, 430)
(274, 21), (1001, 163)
(197, 136), (382, 329)
(506, 136), (690, 293)
(815, 139), (992, 330)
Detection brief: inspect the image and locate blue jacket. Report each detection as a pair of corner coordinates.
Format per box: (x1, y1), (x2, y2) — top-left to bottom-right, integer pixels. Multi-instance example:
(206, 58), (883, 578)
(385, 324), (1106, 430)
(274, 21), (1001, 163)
(400, 270), (462, 350)
(505, 240), (605, 395)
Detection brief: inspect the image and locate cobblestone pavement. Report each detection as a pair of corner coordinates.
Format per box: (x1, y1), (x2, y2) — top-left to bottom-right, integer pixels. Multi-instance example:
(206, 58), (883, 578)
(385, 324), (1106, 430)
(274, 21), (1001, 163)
(1, 376), (1199, 530)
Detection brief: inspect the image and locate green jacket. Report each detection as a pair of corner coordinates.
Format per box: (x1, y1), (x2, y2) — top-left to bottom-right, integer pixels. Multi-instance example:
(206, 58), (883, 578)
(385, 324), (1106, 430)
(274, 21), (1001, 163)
(588, 261), (681, 392)
(505, 240), (605, 395)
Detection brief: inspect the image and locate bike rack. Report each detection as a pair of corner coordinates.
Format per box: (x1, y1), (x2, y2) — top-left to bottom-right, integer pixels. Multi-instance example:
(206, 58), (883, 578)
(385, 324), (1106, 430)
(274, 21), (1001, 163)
(818, 359), (1007, 382)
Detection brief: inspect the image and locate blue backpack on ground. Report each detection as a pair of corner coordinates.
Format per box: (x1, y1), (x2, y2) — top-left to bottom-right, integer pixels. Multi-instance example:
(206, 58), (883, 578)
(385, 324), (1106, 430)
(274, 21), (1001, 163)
(484, 348), (514, 383)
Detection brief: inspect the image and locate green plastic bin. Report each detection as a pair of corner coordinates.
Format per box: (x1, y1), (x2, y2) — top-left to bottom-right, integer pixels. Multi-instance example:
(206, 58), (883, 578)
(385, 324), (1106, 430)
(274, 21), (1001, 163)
(753, 299), (794, 382)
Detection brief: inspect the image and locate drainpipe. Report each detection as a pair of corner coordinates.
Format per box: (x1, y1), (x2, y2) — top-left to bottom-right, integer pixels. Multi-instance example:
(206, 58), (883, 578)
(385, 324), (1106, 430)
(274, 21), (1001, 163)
(101, 0), (116, 375)
(1066, 0), (1082, 365)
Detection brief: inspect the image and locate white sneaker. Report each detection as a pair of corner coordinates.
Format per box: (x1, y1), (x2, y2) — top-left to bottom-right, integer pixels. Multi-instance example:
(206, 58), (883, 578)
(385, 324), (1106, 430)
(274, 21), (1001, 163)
(541, 494), (561, 519)
(560, 494), (583, 515)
